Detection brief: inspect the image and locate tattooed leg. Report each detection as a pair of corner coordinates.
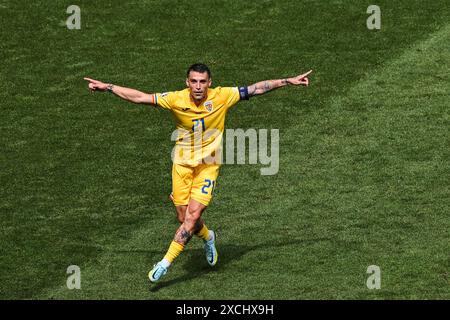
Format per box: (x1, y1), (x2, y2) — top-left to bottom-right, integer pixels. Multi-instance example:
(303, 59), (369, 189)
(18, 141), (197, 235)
(174, 226), (193, 245)
(193, 219), (204, 234)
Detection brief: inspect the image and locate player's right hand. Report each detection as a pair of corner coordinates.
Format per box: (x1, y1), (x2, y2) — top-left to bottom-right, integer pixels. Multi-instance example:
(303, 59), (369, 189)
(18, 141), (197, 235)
(84, 77), (108, 92)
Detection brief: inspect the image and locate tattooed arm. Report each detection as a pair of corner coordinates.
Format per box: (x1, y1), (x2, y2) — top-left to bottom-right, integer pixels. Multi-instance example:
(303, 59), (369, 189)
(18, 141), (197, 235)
(83, 77), (155, 104)
(247, 70), (312, 97)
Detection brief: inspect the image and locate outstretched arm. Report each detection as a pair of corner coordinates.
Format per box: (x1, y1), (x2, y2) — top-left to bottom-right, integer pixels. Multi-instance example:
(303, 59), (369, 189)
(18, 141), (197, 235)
(247, 70), (312, 97)
(83, 77), (155, 105)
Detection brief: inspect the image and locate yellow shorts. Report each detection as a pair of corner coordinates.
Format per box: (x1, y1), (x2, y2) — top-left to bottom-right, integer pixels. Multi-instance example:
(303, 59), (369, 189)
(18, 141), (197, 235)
(171, 163), (220, 207)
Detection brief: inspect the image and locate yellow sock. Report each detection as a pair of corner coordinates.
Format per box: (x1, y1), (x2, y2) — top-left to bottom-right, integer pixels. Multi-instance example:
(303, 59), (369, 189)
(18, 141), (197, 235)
(163, 241), (185, 263)
(195, 224), (210, 241)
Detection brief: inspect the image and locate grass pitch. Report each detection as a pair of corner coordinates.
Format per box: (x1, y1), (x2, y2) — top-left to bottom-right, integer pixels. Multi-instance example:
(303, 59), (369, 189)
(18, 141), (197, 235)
(0, 0), (449, 299)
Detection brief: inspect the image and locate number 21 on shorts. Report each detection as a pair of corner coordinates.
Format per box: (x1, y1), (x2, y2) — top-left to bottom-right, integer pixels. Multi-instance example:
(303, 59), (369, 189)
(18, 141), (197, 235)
(201, 179), (215, 194)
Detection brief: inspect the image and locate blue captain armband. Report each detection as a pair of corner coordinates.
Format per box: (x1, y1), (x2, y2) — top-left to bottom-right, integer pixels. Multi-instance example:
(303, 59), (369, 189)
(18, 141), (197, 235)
(238, 86), (249, 100)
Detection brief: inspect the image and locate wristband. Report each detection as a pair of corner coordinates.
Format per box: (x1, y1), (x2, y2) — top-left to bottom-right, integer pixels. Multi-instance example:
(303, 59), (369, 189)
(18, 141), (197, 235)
(107, 84), (114, 92)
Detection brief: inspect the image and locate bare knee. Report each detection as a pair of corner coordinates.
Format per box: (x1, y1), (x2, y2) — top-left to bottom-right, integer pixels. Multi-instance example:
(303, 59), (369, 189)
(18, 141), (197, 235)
(184, 200), (206, 230)
(184, 209), (203, 233)
(175, 206), (187, 224)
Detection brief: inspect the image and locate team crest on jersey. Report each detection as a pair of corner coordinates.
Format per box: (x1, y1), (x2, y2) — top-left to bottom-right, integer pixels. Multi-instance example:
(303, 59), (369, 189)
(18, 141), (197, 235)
(161, 92), (169, 97)
(204, 101), (213, 112)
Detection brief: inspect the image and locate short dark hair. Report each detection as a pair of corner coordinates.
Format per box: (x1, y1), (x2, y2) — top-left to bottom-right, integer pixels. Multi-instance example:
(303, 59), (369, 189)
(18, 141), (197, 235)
(186, 63), (211, 79)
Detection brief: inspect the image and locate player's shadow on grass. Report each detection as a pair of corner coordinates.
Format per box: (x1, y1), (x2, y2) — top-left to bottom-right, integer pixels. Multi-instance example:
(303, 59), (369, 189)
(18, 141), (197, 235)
(149, 237), (328, 292)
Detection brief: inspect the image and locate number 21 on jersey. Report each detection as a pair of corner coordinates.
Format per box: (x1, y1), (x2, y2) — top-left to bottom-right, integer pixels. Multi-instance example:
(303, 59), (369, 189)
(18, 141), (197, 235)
(192, 118), (205, 132)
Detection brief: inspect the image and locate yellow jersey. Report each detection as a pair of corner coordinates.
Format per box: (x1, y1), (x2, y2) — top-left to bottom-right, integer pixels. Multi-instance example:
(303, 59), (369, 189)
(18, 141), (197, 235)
(152, 87), (244, 166)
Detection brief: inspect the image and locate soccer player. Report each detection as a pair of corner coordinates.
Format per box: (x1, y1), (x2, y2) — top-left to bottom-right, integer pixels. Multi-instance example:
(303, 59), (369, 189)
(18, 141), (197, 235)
(84, 64), (312, 282)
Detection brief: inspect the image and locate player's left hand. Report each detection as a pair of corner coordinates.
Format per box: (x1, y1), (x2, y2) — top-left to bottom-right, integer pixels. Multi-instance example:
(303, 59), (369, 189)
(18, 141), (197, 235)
(287, 70), (312, 86)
